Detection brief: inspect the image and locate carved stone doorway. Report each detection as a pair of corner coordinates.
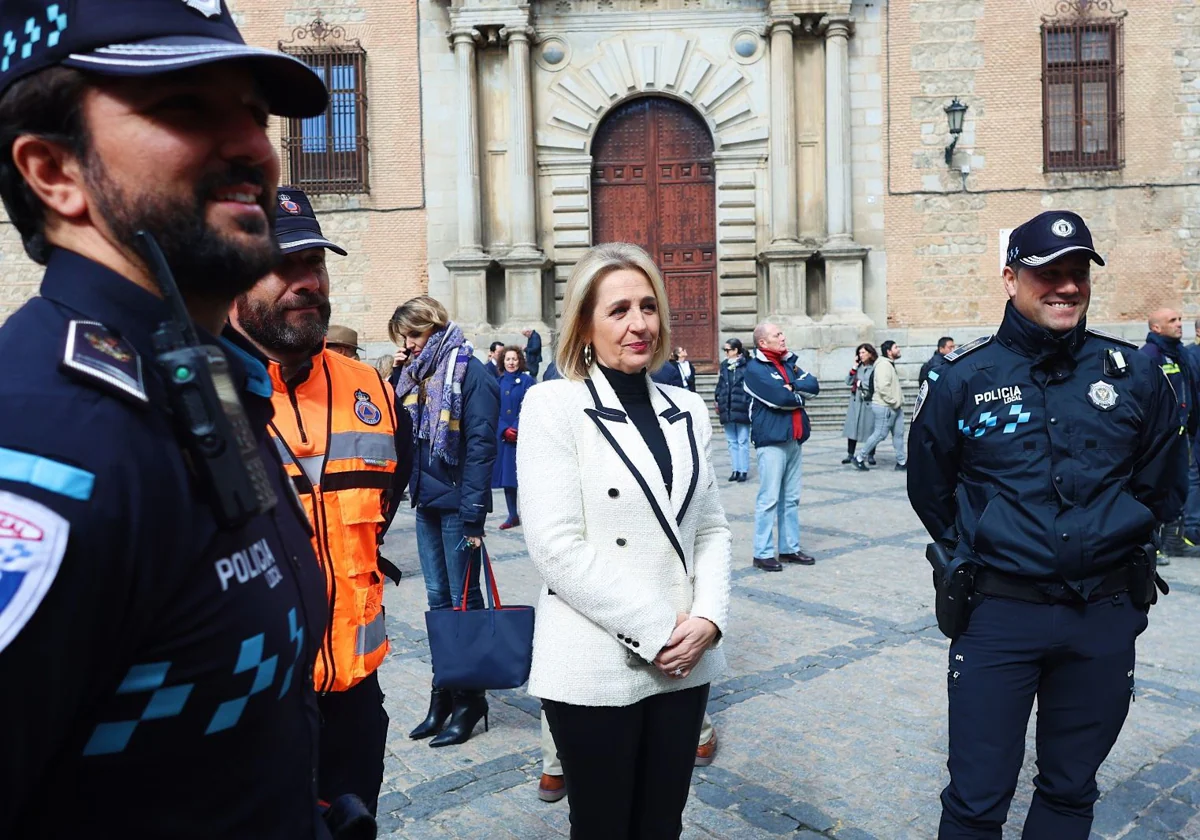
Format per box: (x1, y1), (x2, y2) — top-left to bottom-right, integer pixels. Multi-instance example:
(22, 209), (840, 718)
(591, 97), (718, 370)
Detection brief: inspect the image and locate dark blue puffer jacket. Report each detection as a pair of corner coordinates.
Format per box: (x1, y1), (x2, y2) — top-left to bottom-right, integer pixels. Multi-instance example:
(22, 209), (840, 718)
(409, 356), (499, 536)
(714, 355), (751, 425)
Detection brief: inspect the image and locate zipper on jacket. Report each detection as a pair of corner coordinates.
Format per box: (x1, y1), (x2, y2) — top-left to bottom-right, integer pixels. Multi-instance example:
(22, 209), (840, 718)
(287, 384), (308, 444)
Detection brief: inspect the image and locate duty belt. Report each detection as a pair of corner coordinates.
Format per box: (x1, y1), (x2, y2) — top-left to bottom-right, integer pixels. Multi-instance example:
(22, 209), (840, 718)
(973, 566), (1130, 605)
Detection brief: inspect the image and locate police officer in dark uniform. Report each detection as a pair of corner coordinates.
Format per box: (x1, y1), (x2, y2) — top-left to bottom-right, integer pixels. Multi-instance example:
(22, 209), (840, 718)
(0, 1), (336, 837)
(908, 210), (1186, 839)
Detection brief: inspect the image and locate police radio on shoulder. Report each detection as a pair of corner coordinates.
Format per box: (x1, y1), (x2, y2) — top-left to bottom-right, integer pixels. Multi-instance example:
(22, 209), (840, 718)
(135, 230), (277, 529)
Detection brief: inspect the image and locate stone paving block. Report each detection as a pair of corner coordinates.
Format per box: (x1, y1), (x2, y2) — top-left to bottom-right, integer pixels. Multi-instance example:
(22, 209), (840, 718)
(1141, 796), (1198, 833)
(785, 799), (838, 831)
(377, 790), (411, 815)
(1176, 778), (1200, 806)
(736, 803), (799, 834)
(1135, 760), (1192, 789)
(1165, 744), (1200, 767)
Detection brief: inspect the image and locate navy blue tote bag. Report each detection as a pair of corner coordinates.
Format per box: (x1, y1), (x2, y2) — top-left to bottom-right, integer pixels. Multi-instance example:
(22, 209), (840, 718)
(425, 543), (535, 690)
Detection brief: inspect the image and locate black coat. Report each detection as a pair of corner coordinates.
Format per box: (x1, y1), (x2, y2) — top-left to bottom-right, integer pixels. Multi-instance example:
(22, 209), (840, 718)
(525, 330), (543, 379)
(714, 355), (751, 425)
(650, 363), (684, 388)
(408, 356), (500, 536)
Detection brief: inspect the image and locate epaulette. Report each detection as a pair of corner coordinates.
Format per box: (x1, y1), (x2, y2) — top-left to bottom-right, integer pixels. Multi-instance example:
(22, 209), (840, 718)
(60, 320), (149, 405)
(1086, 328), (1138, 350)
(944, 334), (993, 363)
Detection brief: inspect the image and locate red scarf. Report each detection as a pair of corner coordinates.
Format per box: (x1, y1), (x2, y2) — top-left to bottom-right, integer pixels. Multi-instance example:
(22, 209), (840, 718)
(761, 348), (805, 439)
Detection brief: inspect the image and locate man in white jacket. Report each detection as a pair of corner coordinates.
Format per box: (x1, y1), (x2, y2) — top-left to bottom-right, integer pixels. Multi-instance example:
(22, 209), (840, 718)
(854, 340), (908, 471)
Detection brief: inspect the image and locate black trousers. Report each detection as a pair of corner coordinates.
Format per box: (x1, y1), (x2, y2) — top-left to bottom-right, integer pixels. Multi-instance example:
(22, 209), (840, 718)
(543, 685), (709, 840)
(317, 670), (389, 816)
(940, 594), (1147, 839)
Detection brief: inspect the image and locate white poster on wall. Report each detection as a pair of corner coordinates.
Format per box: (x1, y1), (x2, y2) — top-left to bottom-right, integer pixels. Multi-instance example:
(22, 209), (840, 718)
(998, 228), (1013, 273)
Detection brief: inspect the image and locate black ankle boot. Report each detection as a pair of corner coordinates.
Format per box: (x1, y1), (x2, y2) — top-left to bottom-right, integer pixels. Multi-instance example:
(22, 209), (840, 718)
(409, 686), (453, 740)
(429, 691), (489, 748)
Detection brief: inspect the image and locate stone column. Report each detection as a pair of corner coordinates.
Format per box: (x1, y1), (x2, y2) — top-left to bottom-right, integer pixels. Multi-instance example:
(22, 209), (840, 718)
(444, 27), (490, 327)
(824, 16), (854, 245)
(759, 15), (811, 322)
(499, 25), (549, 330)
(768, 15), (799, 244)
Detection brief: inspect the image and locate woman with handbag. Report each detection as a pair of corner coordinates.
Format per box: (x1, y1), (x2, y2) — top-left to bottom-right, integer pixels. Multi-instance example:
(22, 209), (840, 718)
(494, 345), (532, 530)
(841, 343), (877, 465)
(713, 337), (751, 482)
(389, 295), (500, 748)
(516, 242), (732, 839)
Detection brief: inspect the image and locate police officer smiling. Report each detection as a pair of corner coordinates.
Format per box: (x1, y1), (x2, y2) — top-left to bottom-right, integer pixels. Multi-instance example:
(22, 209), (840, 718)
(908, 210), (1186, 839)
(0, 1), (333, 838)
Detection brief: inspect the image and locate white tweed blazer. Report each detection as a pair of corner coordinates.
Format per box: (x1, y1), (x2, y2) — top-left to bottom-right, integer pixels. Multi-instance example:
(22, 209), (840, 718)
(516, 366), (732, 707)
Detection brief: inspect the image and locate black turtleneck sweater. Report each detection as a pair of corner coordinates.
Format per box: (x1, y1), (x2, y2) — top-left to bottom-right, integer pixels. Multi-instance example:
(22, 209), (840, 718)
(600, 365), (673, 494)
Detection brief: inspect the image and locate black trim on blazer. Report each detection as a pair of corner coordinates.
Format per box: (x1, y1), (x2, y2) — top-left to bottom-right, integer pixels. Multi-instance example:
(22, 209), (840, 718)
(583, 378), (688, 570)
(655, 386), (700, 526)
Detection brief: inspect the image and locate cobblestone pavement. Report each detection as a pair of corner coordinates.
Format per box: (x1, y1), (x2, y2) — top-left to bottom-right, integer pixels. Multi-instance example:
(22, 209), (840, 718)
(375, 431), (1200, 839)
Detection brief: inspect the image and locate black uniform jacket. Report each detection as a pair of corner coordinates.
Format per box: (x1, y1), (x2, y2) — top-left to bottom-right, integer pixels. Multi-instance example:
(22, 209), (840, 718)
(908, 302), (1186, 597)
(0, 249), (330, 839)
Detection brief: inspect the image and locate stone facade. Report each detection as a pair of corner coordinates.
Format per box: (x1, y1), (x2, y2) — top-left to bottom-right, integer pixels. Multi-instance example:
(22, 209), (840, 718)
(883, 0), (1200, 375)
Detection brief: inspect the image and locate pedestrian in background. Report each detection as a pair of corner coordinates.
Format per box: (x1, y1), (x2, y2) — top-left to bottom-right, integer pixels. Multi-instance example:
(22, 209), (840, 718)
(494, 345), (533, 530)
(485, 340), (505, 377)
(842, 343), (878, 465)
(391, 295), (499, 748)
(325, 324), (362, 360)
(517, 242), (731, 840)
(919, 336), (955, 386)
(1139, 308), (1195, 561)
(675, 346), (697, 391)
(854, 340), (907, 472)
(714, 337), (751, 482)
(744, 322), (819, 571)
(523, 328), (543, 379)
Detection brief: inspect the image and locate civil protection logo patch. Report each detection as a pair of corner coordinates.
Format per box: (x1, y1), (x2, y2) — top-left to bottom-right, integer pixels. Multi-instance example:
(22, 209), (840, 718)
(353, 388), (382, 426)
(0, 492), (69, 654)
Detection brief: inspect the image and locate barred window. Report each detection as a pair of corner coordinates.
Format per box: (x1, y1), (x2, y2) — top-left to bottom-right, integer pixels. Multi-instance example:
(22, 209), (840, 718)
(280, 46), (369, 193)
(1041, 18), (1124, 172)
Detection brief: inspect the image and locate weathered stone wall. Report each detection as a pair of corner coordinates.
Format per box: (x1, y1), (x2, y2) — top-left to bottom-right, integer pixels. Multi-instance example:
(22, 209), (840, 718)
(884, 0), (1200, 359)
(0, 0), (427, 353)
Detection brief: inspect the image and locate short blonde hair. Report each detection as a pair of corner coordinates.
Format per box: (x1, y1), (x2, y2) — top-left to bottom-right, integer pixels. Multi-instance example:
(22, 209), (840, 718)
(556, 242), (672, 381)
(388, 295), (449, 344)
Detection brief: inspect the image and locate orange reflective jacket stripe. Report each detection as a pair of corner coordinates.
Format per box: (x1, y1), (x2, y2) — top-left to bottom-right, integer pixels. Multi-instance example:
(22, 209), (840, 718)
(267, 348), (397, 693)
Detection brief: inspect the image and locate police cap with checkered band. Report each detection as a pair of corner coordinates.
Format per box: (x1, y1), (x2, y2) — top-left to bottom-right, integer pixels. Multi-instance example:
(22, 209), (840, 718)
(1005, 210), (1106, 268)
(0, 0), (328, 117)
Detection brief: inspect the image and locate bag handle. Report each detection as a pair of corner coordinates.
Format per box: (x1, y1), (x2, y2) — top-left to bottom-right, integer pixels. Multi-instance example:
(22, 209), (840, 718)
(457, 540), (503, 611)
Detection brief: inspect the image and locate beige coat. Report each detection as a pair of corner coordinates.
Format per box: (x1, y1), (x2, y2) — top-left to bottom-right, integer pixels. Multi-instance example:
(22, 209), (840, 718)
(872, 356), (903, 411)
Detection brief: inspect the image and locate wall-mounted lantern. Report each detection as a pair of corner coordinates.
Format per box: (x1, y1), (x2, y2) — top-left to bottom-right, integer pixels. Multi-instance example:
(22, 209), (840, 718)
(944, 98), (968, 166)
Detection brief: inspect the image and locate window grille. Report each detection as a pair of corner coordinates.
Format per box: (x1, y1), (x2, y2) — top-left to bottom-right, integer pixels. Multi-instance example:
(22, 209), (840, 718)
(1041, 14), (1124, 172)
(280, 45), (369, 193)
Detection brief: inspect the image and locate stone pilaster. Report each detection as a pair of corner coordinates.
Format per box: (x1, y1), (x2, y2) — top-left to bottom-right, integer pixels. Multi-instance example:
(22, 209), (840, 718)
(446, 27), (489, 329)
(823, 15), (854, 246)
(499, 24), (550, 331)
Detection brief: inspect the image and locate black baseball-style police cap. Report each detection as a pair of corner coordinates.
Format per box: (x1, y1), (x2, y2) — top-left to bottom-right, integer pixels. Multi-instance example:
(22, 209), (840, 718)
(1005, 210), (1106, 268)
(275, 187), (347, 256)
(0, 0), (328, 117)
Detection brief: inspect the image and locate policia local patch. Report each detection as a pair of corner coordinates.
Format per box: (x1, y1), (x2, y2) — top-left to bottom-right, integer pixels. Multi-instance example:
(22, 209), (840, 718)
(0, 491), (69, 654)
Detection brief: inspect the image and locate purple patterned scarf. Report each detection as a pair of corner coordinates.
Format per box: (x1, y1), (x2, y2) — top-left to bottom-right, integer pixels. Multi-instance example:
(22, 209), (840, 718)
(394, 322), (473, 465)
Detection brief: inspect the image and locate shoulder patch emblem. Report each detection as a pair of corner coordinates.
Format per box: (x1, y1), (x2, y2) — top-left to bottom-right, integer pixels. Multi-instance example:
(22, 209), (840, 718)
(912, 380), (930, 422)
(353, 388), (382, 426)
(61, 321), (147, 404)
(1086, 328), (1139, 350)
(1088, 380), (1119, 411)
(0, 491), (69, 654)
(945, 335), (994, 364)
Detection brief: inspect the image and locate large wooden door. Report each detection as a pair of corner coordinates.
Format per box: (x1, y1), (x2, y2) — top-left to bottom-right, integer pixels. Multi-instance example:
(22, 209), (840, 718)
(592, 98), (718, 370)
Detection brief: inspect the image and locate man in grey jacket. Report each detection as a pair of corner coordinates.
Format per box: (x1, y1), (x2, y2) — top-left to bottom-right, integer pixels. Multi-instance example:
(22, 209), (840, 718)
(854, 340), (907, 471)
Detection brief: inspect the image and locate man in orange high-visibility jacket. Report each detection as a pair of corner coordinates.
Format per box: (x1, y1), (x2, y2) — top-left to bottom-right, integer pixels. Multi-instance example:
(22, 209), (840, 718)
(231, 187), (412, 816)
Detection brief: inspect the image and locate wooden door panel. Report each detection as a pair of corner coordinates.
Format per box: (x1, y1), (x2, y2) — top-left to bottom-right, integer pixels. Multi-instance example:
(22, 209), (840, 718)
(591, 97), (718, 369)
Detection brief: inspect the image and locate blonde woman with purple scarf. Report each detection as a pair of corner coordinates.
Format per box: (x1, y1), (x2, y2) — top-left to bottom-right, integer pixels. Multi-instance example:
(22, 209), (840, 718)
(389, 295), (500, 748)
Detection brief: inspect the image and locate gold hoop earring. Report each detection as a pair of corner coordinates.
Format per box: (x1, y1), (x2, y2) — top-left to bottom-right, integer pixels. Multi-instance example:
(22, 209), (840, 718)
(583, 344), (594, 368)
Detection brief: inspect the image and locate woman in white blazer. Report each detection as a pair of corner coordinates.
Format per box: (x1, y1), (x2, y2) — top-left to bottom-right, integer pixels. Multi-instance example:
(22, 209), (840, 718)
(516, 242), (732, 839)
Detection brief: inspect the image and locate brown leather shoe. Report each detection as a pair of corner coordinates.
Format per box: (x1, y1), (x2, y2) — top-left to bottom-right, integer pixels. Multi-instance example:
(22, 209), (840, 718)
(695, 732), (718, 766)
(780, 551), (816, 566)
(538, 773), (567, 803)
